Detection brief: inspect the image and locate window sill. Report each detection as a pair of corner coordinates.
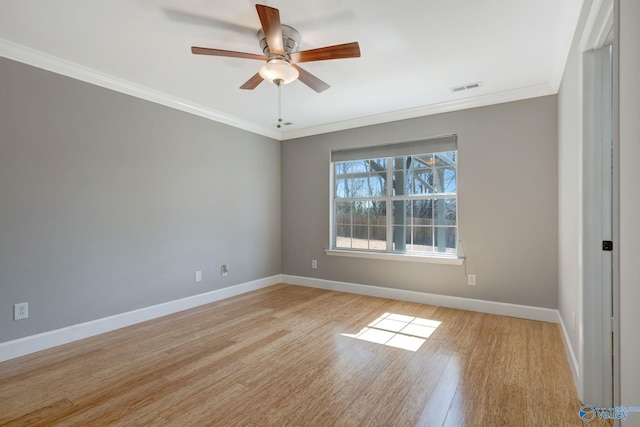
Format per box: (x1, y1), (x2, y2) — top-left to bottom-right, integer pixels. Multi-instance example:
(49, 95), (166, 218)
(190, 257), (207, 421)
(325, 249), (464, 265)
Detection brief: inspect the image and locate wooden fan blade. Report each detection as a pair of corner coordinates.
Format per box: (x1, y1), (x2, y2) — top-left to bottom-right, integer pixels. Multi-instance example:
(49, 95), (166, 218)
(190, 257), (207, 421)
(290, 42), (361, 63)
(292, 64), (330, 93)
(191, 47), (267, 61)
(240, 73), (264, 90)
(256, 4), (284, 56)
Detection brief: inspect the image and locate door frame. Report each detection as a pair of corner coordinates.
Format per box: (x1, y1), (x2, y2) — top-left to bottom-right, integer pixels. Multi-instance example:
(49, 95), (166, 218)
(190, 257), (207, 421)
(579, 0), (619, 409)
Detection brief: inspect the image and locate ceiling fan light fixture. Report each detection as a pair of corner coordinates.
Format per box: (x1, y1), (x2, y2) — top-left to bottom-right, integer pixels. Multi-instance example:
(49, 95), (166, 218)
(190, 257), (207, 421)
(259, 59), (299, 85)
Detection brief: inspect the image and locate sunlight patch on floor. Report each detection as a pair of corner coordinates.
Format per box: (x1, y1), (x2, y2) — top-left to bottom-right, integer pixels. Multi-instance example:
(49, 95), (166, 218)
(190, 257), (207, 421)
(341, 312), (441, 351)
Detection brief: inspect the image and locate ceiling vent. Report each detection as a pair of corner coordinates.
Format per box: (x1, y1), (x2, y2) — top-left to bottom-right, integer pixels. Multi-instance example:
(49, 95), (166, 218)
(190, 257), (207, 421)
(451, 82), (482, 93)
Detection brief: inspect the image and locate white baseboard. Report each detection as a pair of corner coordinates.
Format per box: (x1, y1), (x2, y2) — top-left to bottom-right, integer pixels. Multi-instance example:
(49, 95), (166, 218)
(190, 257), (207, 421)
(282, 275), (561, 323)
(0, 275), (282, 363)
(1, 274), (564, 363)
(558, 314), (581, 395)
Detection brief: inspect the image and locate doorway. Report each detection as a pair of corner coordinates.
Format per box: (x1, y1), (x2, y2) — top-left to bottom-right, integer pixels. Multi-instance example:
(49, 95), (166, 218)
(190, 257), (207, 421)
(582, 39), (616, 407)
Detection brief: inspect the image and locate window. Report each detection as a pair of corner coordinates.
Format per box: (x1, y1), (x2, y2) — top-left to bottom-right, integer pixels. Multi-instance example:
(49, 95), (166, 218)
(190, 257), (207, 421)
(330, 135), (458, 259)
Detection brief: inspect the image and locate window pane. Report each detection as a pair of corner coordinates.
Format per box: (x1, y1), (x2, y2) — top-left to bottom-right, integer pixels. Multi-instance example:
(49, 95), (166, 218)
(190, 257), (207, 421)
(368, 201), (387, 250)
(335, 226), (351, 248)
(392, 156), (410, 196)
(335, 178), (349, 198)
(370, 226), (386, 250)
(368, 175), (386, 197)
(391, 153), (457, 196)
(369, 201), (386, 227)
(335, 159), (387, 198)
(392, 200), (410, 225)
(433, 199), (446, 225)
(412, 199), (433, 226)
(349, 177), (370, 198)
(434, 227), (457, 253)
(335, 201), (352, 223)
(335, 201), (351, 248)
(441, 167), (456, 193)
(391, 201), (409, 252)
(434, 199), (456, 225)
(335, 200), (387, 251)
(434, 151), (456, 167)
(352, 226), (368, 248)
(413, 154), (433, 169)
(410, 226), (433, 252)
(412, 154), (435, 195)
(338, 160), (367, 174)
(367, 158), (387, 197)
(392, 226), (406, 252)
(445, 199), (457, 224)
(432, 152), (456, 194)
(413, 170), (435, 194)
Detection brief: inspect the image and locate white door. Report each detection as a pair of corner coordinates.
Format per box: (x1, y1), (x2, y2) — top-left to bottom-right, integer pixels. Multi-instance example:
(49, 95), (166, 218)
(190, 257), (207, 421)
(582, 42), (615, 408)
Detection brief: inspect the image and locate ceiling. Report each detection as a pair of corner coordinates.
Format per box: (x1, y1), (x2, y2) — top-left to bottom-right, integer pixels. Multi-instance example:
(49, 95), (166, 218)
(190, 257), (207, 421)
(0, 0), (582, 140)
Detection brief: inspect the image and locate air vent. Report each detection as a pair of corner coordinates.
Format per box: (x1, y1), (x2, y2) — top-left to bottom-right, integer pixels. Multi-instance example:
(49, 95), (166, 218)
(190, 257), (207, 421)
(451, 81), (482, 93)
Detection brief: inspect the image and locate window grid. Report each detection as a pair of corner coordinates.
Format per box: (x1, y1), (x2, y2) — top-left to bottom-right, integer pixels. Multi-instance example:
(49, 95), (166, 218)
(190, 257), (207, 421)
(333, 151), (457, 256)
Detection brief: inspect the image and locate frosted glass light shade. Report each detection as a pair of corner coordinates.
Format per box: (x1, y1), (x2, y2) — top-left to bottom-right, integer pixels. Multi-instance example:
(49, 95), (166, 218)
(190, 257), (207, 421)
(259, 59), (299, 85)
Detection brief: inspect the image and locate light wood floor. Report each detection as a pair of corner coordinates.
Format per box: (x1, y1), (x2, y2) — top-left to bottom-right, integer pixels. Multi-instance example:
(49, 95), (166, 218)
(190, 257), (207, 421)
(0, 284), (610, 426)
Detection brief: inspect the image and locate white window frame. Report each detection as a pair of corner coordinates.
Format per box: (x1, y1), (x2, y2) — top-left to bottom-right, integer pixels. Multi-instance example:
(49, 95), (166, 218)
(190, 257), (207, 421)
(326, 136), (463, 265)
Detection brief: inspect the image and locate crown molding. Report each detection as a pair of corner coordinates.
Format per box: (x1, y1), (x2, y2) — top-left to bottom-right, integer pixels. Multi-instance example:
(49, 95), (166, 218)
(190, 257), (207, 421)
(280, 83), (557, 140)
(0, 39), (281, 140)
(1, 39), (560, 142)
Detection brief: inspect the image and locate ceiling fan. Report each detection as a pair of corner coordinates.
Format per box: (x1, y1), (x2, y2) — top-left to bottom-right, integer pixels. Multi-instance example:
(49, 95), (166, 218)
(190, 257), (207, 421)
(190, 4), (361, 93)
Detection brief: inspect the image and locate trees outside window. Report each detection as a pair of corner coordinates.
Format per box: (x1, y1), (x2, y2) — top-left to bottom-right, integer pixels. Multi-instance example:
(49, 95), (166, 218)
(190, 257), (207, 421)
(332, 147), (457, 257)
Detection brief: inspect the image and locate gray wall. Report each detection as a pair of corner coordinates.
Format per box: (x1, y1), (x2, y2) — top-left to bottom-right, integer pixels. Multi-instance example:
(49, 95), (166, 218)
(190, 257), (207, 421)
(0, 58), (281, 343)
(557, 0), (589, 375)
(282, 96), (558, 308)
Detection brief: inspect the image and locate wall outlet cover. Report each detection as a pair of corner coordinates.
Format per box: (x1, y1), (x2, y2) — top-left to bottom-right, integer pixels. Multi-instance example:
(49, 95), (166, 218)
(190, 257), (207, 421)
(467, 274), (477, 286)
(14, 302), (28, 320)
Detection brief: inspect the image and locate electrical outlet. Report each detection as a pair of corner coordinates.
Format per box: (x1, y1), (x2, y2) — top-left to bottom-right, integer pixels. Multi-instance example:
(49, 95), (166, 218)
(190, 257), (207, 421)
(195, 271), (202, 283)
(221, 264), (229, 277)
(311, 259), (317, 269)
(14, 302), (28, 320)
(467, 274), (476, 286)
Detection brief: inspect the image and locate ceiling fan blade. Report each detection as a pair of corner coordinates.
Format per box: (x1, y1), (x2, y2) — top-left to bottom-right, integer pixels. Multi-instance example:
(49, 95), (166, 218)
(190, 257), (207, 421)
(191, 47), (268, 61)
(240, 73), (264, 90)
(292, 64), (330, 93)
(290, 42), (361, 63)
(256, 4), (284, 56)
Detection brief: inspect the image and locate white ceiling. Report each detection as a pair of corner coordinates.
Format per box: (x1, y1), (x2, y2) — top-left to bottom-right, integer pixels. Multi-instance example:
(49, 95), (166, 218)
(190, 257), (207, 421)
(0, 0), (582, 140)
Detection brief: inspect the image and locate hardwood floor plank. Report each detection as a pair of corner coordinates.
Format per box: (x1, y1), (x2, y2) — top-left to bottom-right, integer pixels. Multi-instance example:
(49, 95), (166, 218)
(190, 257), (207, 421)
(380, 342), (452, 426)
(2, 399), (74, 427)
(416, 353), (462, 426)
(0, 284), (605, 426)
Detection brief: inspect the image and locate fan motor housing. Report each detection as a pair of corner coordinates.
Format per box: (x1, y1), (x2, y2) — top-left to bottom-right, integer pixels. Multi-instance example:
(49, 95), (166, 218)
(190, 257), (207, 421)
(257, 24), (300, 58)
